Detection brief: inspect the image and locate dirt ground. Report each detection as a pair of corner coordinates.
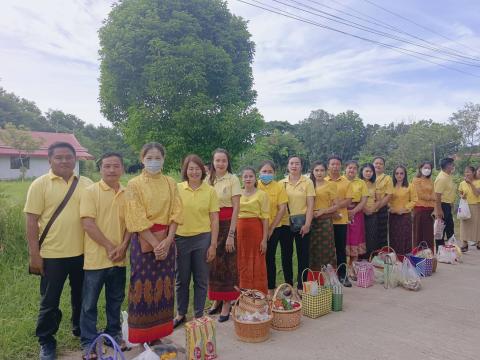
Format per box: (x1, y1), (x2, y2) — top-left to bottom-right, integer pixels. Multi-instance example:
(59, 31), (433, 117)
(60, 248), (480, 360)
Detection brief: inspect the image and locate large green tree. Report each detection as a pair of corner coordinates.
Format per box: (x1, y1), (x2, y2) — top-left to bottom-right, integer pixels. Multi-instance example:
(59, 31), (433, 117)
(296, 109), (366, 162)
(99, 0), (263, 167)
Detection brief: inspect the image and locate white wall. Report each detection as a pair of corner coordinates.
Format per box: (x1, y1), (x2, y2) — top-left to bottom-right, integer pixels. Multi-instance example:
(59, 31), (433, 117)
(0, 156), (80, 180)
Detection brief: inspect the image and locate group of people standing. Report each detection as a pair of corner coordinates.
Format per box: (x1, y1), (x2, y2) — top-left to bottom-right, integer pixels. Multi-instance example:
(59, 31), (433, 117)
(25, 141), (480, 360)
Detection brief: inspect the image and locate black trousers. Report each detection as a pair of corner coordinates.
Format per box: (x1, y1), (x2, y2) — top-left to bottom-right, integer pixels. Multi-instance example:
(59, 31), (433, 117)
(437, 203), (455, 249)
(333, 224), (347, 278)
(283, 229), (310, 290)
(36, 255), (84, 346)
(266, 225), (292, 290)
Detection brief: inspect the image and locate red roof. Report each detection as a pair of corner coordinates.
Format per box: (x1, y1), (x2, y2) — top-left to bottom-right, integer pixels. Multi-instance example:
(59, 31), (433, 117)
(0, 131), (94, 160)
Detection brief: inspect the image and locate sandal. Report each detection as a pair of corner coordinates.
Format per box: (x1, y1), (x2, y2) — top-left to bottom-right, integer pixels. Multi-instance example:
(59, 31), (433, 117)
(82, 353), (98, 360)
(104, 338), (130, 352)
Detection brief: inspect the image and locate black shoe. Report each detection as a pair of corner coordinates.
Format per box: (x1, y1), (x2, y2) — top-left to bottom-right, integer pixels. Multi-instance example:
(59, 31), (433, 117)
(40, 343), (56, 360)
(461, 245), (469, 253)
(173, 316), (186, 329)
(218, 314), (230, 323)
(72, 327), (81, 337)
(341, 277), (352, 288)
(477, 245), (480, 250)
(207, 301), (222, 315)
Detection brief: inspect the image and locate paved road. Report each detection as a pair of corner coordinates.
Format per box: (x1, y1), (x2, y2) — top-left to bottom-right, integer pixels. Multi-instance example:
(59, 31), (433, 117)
(61, 247), (480, 360)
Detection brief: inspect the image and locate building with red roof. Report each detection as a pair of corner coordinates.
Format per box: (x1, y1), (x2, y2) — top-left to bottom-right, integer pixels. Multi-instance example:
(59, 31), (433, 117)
(0, 131), (94, 180)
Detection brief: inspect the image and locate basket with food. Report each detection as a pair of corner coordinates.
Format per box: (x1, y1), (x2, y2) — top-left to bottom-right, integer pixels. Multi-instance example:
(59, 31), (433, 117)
(271, 283), (302, 331)
(233, 289), (272, 343)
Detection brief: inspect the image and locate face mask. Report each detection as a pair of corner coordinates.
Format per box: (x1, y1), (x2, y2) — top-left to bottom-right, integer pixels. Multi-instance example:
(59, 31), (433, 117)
(421, 168), (431, 176)
(144, 159), (164, 174)
(259, 174), (274, 184)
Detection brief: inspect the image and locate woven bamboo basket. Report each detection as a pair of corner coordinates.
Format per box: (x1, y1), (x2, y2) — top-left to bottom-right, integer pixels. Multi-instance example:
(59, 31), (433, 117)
(233, 293), (272, 343)
(236, 288), (269, 314)
(271, 283), (302, 331)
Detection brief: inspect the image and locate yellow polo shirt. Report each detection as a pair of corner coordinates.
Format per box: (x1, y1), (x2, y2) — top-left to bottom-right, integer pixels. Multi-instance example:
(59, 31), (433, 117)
(314, 181), (337, 210)
(80, 180), (127, 270)
(207, 173), (242, 208)
(349, 177), (368, 202)
(325, 175), (353, 225)
(376, 173), (394, 199)
(257, 180), (288, 227)
(24, 170), (93, 258)
(176, 182), (219, 237)
(238, 190), (270, 219)
(281, 176), (315, 220)
(434, 171), (456, 204)
(125, 170), (183, 232)
(458, 181), (480, 205)
(389, 185), (418, 213)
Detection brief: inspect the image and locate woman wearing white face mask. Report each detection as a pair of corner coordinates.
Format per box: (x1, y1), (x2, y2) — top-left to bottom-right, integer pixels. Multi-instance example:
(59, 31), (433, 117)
(412, 161), (435, 251)
(124, 142), (183, 344)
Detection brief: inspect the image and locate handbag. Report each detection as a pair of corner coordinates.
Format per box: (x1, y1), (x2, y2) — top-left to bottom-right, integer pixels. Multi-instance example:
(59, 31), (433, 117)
(87, 333), (126, 360)
(353, 260), (375, 288)
(301, 268), (332, 319)
(28, 177), (79, 275)
(139, 177), (173, 253)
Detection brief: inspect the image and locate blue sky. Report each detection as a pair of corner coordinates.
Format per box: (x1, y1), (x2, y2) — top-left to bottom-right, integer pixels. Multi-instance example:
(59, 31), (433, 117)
(0, 0), (479, 126)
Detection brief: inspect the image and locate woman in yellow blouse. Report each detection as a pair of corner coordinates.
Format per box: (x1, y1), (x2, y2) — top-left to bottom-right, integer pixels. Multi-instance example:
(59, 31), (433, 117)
(373, 157), (393, 250)
(281, 156), (315, 291)
(309, 161), (338, 270)
(124, 142), (183, 344)
(237, 167), (270, 298)
(207, 148), (241, 322)
(458, 166), (480, 250)
(359, 163), (378, 258)
(345, 161), (368, 265)
(389, 165), (417, 255)
(412, 161), (435, 250)
(174, 155), (219, 328)
(257, 160), (289, 296)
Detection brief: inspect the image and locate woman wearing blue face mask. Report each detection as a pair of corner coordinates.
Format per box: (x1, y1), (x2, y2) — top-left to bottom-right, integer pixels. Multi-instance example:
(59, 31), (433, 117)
(124, 142), (183, 344)
(257, 160), (289, 297)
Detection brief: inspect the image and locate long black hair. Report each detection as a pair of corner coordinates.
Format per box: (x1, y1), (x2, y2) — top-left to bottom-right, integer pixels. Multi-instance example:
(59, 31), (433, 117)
(209, 148), (233, 186)
(359, 163), (376, 183)
(309, 161), (327, 188)
(393, 165), (409, 187)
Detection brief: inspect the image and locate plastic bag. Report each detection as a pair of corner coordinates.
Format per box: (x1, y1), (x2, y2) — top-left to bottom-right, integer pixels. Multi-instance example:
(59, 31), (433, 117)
(457, 198), (471, 220)
(383, 255), (400, 289)
(122, 311), (138, 348)
(399, 258), (421, 291)
(132, 344), (160, 360)
(433, 219), (445, 240)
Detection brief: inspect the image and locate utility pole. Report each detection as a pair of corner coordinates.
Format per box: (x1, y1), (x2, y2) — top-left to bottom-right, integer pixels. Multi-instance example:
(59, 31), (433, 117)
(433, 143), (436, 169)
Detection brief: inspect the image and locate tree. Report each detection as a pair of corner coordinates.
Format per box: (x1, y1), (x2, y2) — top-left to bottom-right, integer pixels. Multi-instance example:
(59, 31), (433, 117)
(0, 123), (44, 180)
(0, 87), (51, 131)
(296, 109), (366, 163)
(45, 110), (85, 133)
(236, 130), (306, 176)
(98, 0), (263, 168)
(450, 102), (480, 152)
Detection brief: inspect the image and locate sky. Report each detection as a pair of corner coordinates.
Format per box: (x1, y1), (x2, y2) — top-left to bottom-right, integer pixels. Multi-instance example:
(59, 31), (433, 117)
(0, 0), (479, 127)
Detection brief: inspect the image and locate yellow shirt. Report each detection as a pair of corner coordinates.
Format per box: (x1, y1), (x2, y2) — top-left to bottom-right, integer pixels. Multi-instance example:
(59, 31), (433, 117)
(458, 181), (480, 205)
(281, 175), (315, 217)
(434, 171), (456, 204)
(239, 189), (270, 219)
(376, 173), (394, 199)
(23, 170), (93, 258)
(125, 170), (183, 232)
(325, 175), (353, 225)
(176, 182), (219, 237)
(348, 177), (368, 202)
(389, 185), (418, 213)
(412, 177), (435, 208)
(364, 180), (377, 212)
(80, 180), (127, 270)
(257, 180), (288, 227)
(313, 181), (337, 210)
(208, 173), (242, 208)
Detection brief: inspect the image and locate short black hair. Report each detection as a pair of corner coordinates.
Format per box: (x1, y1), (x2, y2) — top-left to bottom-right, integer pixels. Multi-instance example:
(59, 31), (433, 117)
(373, 156), (386, 165)
(287, 155), (304, 169)
(359, 163), (376, 183)
(97, 152), (124, 168)
(440, 157), (454, 170)
(258, 160), (276, 172)
(327, 155), (342, 165)
(48, 142), (76, 158)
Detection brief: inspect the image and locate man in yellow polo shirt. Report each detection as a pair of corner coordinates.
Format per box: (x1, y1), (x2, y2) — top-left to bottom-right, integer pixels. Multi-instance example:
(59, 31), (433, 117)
(24, 142), (93, 360)
(434, 157), (457, 249)
(79, 152), (130, 356)
(325, 155), (353, 287)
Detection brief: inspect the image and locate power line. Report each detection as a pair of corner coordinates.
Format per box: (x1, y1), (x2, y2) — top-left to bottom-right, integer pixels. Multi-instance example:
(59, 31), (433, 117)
(235, 0), (480, 78)
(274, 0), (480, 67)
(302, 0), (480, 62)
(360, 0), (480, 55)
